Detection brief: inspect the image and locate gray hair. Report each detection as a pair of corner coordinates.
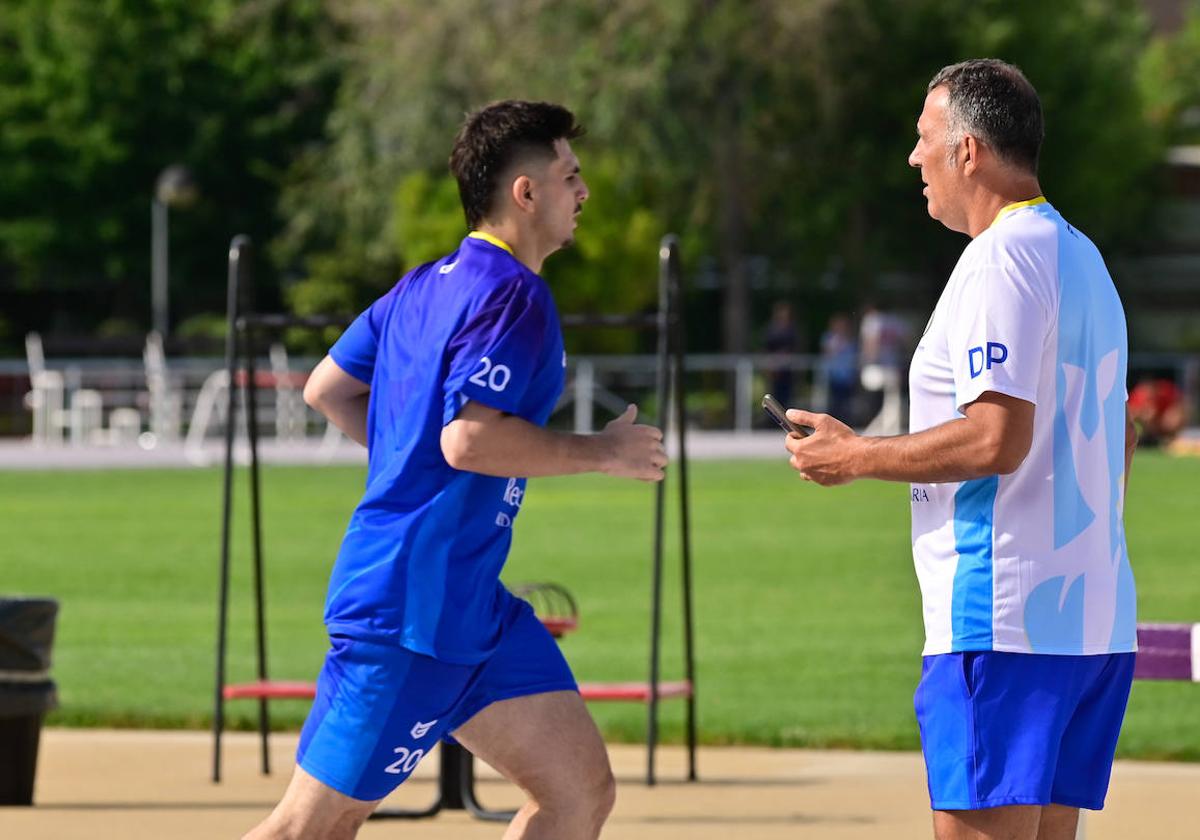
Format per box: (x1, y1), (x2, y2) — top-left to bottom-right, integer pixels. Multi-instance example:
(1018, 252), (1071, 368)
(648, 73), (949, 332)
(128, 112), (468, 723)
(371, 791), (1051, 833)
(928, 59), (1044, 174)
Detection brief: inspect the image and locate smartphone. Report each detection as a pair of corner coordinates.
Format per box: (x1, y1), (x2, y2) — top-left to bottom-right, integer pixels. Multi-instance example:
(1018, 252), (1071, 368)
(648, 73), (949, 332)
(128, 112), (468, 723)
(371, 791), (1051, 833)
(762, 394), (809, 436)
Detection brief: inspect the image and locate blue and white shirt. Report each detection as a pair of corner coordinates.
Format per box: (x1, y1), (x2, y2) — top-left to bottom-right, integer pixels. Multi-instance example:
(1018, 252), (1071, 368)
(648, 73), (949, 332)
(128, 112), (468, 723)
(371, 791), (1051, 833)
(324, 232), (566, 664)
(908, 198), (1135, 656)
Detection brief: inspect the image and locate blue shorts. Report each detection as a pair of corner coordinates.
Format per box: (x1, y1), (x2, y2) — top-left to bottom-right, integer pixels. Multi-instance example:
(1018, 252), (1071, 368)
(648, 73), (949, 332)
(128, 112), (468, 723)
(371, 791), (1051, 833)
(296, 597), (577, 801)
(914, 651), (1135, 811)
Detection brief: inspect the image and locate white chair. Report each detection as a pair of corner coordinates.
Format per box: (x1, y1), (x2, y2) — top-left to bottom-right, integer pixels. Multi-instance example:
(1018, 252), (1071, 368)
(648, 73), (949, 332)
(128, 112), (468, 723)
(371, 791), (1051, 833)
(23, 333), (67, 447)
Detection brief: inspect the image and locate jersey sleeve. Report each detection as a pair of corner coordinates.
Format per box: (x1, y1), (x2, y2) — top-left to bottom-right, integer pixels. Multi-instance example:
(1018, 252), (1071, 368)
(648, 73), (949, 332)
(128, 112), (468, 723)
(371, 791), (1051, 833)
(329, 301), (384, 385)
(442, 279), (551, 424)
(946, 261), (1051, 414)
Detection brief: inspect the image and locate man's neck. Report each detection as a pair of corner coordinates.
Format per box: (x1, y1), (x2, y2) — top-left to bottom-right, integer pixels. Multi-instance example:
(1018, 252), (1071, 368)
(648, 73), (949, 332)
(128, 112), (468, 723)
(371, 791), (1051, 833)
(965, 176), (1043, 238)
(474, 221), (544, 274)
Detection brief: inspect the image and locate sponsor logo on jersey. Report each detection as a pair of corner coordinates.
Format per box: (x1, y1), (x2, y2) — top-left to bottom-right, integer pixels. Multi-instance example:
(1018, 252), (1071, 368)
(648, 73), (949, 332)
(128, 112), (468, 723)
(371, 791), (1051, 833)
(969, 341), (1008, 378)
(503, 477), (523, 508)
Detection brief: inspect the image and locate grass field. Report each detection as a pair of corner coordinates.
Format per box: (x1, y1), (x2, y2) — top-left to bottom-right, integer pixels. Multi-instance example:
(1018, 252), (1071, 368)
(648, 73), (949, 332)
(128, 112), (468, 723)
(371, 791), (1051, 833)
(2, 452), (1198, 760)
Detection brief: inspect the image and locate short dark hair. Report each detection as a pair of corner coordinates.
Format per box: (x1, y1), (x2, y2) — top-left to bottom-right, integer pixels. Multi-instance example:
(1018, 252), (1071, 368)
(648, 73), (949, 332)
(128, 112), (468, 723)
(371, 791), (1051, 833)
(449, 100), (585, 229)
(927, 59), (1044, 174)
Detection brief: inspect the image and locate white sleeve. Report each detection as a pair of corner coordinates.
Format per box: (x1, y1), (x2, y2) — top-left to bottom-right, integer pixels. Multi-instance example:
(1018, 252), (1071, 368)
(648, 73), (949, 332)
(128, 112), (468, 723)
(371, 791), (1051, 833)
(946, 261), (1050, 414)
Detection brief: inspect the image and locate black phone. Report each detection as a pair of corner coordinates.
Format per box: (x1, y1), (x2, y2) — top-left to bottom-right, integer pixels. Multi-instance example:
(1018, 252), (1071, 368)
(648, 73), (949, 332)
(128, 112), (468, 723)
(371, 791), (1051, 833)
(762, 394), (809, 436)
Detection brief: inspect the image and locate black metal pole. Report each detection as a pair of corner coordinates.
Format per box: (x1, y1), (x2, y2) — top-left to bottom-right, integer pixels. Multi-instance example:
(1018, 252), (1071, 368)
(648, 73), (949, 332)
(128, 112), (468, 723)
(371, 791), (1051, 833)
(668, 237), (698, 781)
(646, 235), (673, 786)
(237, 242), (273, 777)
(212, 236), (247, 783)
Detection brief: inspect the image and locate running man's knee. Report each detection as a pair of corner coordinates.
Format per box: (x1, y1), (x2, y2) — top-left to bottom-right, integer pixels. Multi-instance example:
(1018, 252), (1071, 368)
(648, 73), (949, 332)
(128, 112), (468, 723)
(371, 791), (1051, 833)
(528, 753), (615, 835)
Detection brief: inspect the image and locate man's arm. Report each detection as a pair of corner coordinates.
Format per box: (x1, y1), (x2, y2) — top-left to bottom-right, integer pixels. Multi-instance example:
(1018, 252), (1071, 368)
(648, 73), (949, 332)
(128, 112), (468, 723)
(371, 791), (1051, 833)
(441, 400), (666, 481)
(303, 355), (370, 447)
(784, 391), (1034, 486)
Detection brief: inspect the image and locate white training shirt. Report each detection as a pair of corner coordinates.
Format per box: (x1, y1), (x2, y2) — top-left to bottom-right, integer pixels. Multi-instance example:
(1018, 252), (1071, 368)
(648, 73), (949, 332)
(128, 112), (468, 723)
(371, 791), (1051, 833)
(908, 198), (1135, 656)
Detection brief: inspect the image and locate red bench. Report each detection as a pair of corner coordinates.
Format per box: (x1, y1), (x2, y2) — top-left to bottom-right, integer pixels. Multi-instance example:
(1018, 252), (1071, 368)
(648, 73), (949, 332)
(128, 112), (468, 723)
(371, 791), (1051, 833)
(224, 678), (694, 704)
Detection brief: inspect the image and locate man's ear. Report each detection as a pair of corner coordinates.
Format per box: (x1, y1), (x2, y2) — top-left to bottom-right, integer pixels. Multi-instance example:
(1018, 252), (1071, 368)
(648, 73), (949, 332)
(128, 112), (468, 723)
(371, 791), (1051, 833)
(510, 175), (535, 213)
(961, 134), (980, 176)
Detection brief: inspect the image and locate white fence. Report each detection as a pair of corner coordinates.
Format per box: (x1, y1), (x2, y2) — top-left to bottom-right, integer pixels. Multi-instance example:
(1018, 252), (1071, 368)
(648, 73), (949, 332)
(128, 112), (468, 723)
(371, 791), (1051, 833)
(3, 339), (1197, 455)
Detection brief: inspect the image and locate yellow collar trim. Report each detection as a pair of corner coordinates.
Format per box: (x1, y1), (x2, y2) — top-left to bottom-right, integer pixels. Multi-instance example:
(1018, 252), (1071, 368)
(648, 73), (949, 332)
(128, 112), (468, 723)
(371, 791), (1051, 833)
(991, 196), (1047, 228)
(468, 231), (514, 255)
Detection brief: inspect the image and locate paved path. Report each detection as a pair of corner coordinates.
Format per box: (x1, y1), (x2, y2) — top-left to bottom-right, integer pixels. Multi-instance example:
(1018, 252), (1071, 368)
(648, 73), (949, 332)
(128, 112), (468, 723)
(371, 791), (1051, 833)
(1, 729), (1194, 839)
(0, 431), (792, 471)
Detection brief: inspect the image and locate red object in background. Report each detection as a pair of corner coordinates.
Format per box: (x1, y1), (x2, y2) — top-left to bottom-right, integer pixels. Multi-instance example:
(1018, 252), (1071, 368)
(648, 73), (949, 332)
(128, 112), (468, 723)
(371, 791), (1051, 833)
(1129, 378), (1181, 416)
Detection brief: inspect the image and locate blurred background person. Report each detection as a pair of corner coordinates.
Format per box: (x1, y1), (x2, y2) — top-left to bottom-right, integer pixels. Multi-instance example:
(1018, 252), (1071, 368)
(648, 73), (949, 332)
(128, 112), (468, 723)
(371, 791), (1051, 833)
(763, 300), (799, 408)
(858, 302), (910, 435)
(819, 312), (859, 425)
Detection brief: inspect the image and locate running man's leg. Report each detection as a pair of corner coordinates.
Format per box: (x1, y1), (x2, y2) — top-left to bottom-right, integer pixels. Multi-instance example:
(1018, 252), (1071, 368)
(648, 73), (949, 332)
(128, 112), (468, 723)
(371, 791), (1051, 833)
(243, 635), (478, 840)
(243, 766), (380, 840)
(453, 689), (615, 840)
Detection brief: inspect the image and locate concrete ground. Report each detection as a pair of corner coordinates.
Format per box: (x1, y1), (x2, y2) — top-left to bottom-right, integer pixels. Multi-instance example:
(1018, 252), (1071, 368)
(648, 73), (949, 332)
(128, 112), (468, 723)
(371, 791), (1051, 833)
(1, 729), (1196, 839)
(0, 430), (792, 471)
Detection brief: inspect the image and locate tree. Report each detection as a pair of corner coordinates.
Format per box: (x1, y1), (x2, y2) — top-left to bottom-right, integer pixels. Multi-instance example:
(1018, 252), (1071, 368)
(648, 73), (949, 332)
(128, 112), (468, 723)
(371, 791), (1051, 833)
(0, 0), (343, 349)
(277, 0), (1168, 356)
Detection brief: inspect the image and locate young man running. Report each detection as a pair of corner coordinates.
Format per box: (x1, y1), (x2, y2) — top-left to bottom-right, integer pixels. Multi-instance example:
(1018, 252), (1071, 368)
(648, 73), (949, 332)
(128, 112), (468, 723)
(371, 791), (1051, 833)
(245, 100), (667, 840)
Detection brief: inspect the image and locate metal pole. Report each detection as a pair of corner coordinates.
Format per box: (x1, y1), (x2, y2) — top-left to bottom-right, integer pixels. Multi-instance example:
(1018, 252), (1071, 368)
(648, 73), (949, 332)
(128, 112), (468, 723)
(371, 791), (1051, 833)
(646, 236), (673, 786)
(668, 237), (699, 781)
(212, 237), (246, 783)
(151, 199), (169, 337)
(236, 241), (273, 777)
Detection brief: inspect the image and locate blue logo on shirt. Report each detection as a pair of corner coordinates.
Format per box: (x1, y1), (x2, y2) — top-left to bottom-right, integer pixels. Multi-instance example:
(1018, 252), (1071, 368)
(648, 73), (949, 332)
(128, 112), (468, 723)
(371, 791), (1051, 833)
(968, 342), (1008, 378)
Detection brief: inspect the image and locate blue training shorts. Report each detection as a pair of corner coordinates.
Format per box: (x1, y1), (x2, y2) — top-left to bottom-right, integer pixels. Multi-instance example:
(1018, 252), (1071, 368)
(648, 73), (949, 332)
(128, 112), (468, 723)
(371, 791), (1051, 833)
(296, 597), (577, 801)
(914, 650), (1135, 811)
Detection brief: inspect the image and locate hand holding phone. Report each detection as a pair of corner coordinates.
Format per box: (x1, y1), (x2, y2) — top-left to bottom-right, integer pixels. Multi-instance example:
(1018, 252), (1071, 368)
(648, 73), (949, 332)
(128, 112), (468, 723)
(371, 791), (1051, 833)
(762, 393), (810, 437)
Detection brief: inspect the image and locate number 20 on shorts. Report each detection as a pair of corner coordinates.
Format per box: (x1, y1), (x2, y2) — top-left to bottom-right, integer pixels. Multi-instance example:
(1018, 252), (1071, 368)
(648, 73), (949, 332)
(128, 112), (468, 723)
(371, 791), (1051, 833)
(384, 746), (425, 775)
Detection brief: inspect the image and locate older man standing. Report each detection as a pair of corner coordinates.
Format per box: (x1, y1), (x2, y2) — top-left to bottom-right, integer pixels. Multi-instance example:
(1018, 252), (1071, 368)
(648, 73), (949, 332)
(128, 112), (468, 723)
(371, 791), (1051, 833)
(783, 59), (1138, 840)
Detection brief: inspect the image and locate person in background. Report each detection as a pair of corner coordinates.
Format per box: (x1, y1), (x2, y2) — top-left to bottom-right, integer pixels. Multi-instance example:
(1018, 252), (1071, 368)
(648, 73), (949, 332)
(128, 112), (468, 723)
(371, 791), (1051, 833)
(819, 312), (859, 425)
(763, 300), (799, 408)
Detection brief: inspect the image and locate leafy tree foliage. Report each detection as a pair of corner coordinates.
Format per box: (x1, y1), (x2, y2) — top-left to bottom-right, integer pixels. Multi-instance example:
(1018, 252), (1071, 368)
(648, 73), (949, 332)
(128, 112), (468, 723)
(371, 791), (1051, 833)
(0, 0), (342, 348)
(0, 0), (1176, 355)
(277, 0), (1168, 353)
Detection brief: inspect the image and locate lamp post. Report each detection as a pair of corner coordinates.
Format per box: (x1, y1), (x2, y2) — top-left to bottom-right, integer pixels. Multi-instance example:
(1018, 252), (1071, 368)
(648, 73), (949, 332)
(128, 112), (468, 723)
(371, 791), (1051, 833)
(151, 165), (198, 338)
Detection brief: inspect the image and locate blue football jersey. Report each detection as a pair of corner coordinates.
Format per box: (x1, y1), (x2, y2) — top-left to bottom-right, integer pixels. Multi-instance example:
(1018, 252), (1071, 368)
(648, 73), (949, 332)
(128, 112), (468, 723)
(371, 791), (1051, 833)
(324, 233), (566, 663)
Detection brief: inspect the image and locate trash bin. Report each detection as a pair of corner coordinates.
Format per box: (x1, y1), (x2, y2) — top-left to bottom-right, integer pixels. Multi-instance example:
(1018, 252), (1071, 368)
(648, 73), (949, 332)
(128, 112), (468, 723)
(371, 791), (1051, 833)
(0, 597), (59, 806)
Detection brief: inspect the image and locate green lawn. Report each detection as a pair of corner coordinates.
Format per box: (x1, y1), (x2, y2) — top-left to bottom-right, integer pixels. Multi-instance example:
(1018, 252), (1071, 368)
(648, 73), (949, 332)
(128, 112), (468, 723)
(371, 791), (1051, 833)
(1, 452), (1198, 760)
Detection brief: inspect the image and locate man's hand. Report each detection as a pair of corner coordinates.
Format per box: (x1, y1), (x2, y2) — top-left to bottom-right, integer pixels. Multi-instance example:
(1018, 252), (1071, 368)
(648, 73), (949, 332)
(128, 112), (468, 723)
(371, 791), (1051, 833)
(598, 404), (668, 482)
(782, 408), (864, 486)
